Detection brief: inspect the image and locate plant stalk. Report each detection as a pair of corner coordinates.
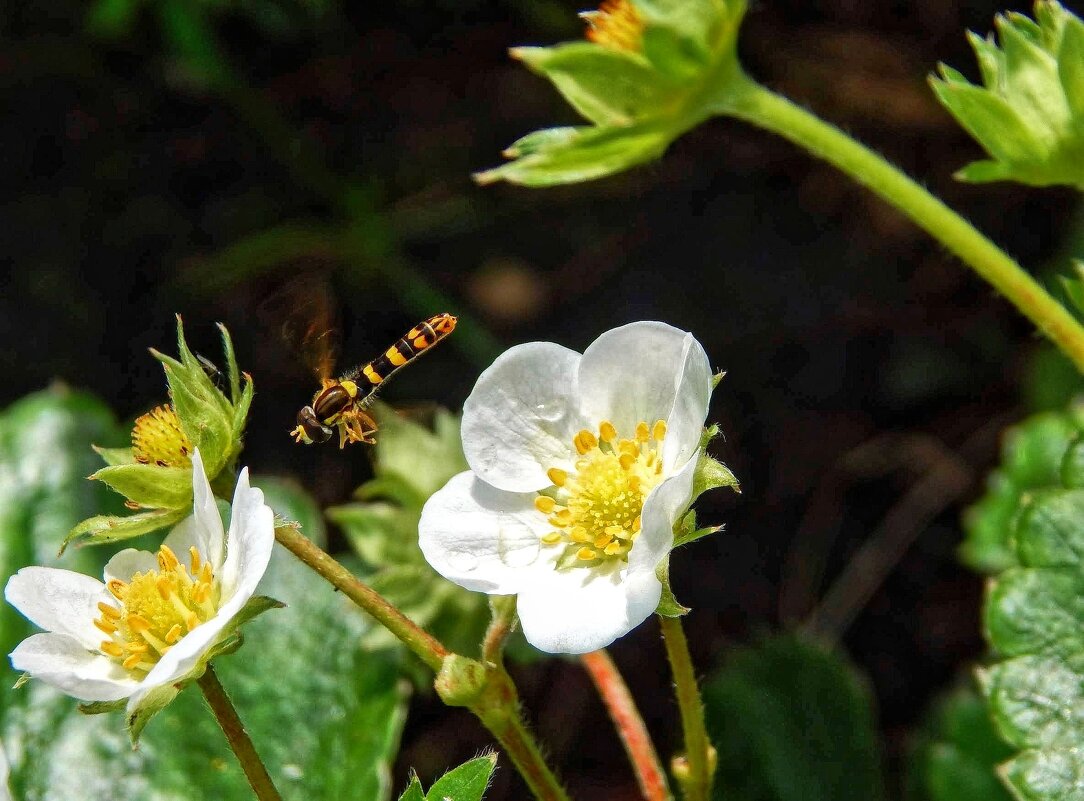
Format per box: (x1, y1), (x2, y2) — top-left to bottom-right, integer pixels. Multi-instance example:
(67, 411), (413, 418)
(658, 615), (714, 801)
(721, 80), (1084, 373)
(198, 665), (283, 801)
(582, 649), (672, 801)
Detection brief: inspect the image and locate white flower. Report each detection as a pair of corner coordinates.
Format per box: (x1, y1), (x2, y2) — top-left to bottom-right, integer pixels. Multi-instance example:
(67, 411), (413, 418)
(5, 450), (275, 719)
(420, 321), (712, 653)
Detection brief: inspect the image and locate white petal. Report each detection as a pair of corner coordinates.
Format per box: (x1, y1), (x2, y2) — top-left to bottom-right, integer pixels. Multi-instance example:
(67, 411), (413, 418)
(4, 567), (106, 650)
(10, 633), (139, 701)
(219, 467), (275, 601)
(630, 450), (699, 574)
(578, 323), (710, 466)
(660, 336), (712, 473)
(419, 472), (550, 594)
(462, 342), (584, 492)
(185, 449), (225, 569)
(103, 548), (157, 584)
(517, 563), (662, 654)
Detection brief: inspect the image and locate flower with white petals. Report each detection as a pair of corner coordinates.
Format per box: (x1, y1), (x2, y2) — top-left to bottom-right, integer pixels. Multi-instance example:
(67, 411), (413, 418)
(419, 321), (713, 654)
(5, 450), (275, 723)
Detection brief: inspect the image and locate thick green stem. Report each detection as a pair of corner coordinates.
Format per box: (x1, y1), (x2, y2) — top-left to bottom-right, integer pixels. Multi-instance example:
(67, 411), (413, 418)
(274, 525), (448, 671)
(720, 80), (1084, 373)
(658, 616), (714, 801)
(198, 665), (283, 801)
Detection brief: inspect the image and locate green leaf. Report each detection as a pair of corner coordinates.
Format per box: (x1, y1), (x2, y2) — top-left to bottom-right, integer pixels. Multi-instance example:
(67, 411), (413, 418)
(1013, 489), (1084, 567)
(513, 43), (678, 126)
(369, 404), (467, 502)
(908, 686), (1013, 801)
(983, 655), (1084, 750)
(985, 568), (1084, 658)
(954, 160), (1018, 184)
(704, 635), (885, 801)
(961, 410), (1082, 574)
(426, 754), (497, 801)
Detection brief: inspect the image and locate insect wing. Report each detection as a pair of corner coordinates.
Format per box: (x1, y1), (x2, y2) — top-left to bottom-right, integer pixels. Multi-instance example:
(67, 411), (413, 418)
(261, 272), (341, 381)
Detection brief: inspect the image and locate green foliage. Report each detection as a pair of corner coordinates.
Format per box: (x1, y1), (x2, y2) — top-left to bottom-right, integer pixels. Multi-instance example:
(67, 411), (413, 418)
(327, 405), (495, 660)
(907, 685), (1013, 801)
(970, 403), (1084, 800)
(477, 0), (749, 186)
(930, 1), (1084, 190)
(961, 407), (1084, 573)
(64, 318), (253, 551)
(397, 755), (497, 801)
(703, 635), (885, 801)
(0, 389), (128, 694)
(2, 473), (408, 801)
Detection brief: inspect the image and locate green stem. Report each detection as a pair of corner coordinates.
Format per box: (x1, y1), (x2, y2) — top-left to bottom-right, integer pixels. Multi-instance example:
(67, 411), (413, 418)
(198, 665), (284, 801)
(719, 80), (1084, 373)
(658, 615), (714, 801)
(274, 525), (448, 671)
(482, 595), (518, 666)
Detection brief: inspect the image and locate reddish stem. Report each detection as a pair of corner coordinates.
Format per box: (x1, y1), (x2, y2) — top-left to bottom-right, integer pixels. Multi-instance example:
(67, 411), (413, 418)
(582, 650), (672, 801)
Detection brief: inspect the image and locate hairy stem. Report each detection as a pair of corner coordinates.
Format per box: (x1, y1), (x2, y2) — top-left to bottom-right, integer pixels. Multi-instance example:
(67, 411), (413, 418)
(720, 80), (1084, 373)
(198, 665), (283, 801)
(582, 650), (672, 801)
(482, 596), (518, 666)
(659, 616), (714, 801)
(274, 525), (447, 671)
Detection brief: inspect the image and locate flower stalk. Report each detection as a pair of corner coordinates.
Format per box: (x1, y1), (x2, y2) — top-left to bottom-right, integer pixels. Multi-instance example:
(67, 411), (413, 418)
(658, 615), (714, 801)
(198, 664), (283, 801)
(582, 649), (672, 801)
(718, 78), (1084, 374)
(272, 524), (448, 671)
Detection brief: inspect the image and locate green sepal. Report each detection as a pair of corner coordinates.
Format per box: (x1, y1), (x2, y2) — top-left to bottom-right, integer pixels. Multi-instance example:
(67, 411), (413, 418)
(711, 370), (726, 390)
(62, 507), (187, 551)
(692, 451), (740, 501)
(127, 683), (182, 744)
(78, 699), (127, 715)
(90, 463), (192, 509)
(931, 1), (1084, 190)
(425, 754), (498, 801)
(398, 776), (427, 801)
(220, 596), (285, 637)
(655, 554), (689, 617)
(512, 43), (678, 126)
(476, 122), (672, 188)
(92, 444), (136, 466)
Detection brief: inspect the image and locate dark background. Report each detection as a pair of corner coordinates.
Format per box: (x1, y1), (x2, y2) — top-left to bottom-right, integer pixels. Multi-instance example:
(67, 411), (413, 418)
(3, 0), (1083, 798)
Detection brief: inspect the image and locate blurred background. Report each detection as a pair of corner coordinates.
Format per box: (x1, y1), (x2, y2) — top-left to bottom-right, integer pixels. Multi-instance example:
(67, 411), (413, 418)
(3, 0), (1083, 798)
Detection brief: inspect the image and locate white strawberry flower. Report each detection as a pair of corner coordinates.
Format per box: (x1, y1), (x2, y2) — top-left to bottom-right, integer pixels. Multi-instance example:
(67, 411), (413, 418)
(5, 450), (275, 723)
(420, 321), (713, 653)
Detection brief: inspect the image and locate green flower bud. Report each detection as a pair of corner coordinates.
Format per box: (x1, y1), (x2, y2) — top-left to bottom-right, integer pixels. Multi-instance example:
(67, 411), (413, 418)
(476, 0), (748, 187)
(64, 317), (253, 550)
(930, 1), (1084, 189)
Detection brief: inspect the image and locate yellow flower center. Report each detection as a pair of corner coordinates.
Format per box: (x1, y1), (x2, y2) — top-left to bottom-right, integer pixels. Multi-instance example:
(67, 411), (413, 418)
(536, 418), (667, 569)
(94, 544), (218, 675)
(582, 0), (644, 53)
(132, 404), (192, 467)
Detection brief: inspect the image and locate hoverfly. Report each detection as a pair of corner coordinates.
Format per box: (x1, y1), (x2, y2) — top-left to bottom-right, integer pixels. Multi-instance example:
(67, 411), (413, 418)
(290, 311), (458, 448)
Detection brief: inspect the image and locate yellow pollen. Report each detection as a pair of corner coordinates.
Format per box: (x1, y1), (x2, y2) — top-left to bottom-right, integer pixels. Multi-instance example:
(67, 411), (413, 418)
(96, 543), (220, 678)
(131, 404), (192, 467)
(583, 0), (644, 53)
(537, 419), (667, 569)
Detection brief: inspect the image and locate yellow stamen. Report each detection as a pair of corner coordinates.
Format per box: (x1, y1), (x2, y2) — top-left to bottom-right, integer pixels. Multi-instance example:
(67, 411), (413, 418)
(571, 526), (590, 543)
(97, 602), (120, 620)
(652, 420), (667, 441)
(635, 421), (650, 442)
(599, 421), (617, 442)
(604, 541), (623, 555)
(122, 653), (145, 670)
(542, 532), (563, 545)
(594, 533), (612, 549)
(100, 640), (124, 657)
(157, 544), (180, 571)
(127, 614), (150, 633)
(94, 618), (117, 635)
(190, 546), (202, 574)
(107, 579), (128, 600)
(535, 496), (556, 514)
(547, 467), (568, 487)
(576, 547), (597, 561)
(582, 0), (644, 53)
(165, 624), (183, 644)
